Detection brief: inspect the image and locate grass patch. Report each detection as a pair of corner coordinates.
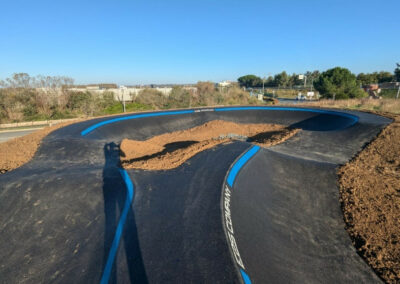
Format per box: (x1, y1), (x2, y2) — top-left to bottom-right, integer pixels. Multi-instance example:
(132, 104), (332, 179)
(380, 89), (399, 99)
(22, 111), (76, 122)
(103, 102), (154, 115)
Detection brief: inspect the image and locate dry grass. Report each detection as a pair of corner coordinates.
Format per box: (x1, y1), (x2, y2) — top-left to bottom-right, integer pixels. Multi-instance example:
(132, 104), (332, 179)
(292, 98), (400, 114)
(264, 88), (320, 99)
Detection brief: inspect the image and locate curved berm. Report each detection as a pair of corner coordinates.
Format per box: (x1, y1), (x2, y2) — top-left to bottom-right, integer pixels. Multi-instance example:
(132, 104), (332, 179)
(0, 106), (392, 283)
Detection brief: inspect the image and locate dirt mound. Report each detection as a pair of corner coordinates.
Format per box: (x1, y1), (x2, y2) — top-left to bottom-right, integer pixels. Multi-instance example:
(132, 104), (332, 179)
(339, 114), (400, 283)
(0, 121), (79, 174)
(120, 120), (299, 170)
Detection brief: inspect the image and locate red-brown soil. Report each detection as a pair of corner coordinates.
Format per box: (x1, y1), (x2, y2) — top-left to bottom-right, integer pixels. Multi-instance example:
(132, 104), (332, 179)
(339, 114), (400, 283)
(0, 121), (79, 174)
(120, 120), (299, 170)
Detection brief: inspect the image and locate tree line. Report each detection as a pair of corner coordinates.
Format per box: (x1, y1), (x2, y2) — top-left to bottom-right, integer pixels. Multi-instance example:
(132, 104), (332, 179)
(238, 68), (400, 89)
(238, 66), (400, 99)
(238, 71), (320, 89)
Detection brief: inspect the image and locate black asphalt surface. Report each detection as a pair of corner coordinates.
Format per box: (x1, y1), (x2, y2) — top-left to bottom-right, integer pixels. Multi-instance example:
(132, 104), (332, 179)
(0, 106), (392, 283)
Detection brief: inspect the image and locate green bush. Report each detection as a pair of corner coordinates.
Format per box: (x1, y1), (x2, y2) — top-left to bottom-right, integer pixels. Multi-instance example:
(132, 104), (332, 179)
(380, 89), (398, 99)
(0, 83), (261, 123)
(0, 91), (7, 123)
(166, 86), (191, 108)
(66, 91), (92, 110)
(66, 91), (100, 116)
(49, 109), (74, 120)
(134, 89), (166, 109)
(0, 88), (38, 122)
(23, 104), (38, 118)
(104, 102), (153, 114)
(221, 87), (259, 105)
(99, 91), (115, 108)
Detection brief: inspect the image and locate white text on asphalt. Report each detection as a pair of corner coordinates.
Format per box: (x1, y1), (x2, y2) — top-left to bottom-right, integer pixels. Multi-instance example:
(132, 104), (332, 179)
(224, 186), (245, 269)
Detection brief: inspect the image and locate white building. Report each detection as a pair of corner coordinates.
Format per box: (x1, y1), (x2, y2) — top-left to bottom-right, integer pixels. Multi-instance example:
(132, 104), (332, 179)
(218, 80), (233, 87)
(66, 85), (173, 102)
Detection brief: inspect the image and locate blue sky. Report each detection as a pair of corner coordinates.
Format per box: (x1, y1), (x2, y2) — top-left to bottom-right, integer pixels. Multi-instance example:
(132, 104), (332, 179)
(1, 0), (399, 84)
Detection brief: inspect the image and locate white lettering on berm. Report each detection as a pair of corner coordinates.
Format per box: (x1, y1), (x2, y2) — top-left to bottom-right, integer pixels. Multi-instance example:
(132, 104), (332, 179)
(223, 186), (245, 269)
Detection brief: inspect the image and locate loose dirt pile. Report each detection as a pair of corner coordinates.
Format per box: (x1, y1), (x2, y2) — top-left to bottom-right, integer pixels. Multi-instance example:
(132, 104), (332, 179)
(120, 120), (299, 170)
(0, 121), (79, 174)
(339, 114), (400, 283)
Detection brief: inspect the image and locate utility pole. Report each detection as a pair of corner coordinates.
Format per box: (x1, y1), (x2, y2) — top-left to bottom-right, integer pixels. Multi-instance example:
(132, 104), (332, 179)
(299, 74), (306, 89)
(120, 86), (126, 112)
(311, 77), (314, 92)
(396, 63), (400, 99)
(262, 76), (266, 94)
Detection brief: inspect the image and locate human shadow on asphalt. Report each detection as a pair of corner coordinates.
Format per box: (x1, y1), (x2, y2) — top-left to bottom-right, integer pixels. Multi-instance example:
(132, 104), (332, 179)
(102, 142), (148, 283)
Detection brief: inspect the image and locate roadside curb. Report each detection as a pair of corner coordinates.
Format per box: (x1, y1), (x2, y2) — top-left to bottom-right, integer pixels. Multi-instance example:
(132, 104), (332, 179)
(0, 127), (44, 133)
(0, 118), (77, 129)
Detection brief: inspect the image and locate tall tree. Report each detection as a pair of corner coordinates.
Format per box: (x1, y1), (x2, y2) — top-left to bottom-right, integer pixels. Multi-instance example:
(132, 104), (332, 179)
(288, 73), (303, 87)
(264, 76), (275, 87)
(0, 73), (74, 89)
(357, 71), (394, 85)
(306, 70), (321, 88)
(2, 73), (33, 88)
(314, 67), (366, 99)
(357, 73), (377, 85)
(395, 65), (400, 82)
(237, 75), (262, 88)
(274, 71), (289, 87)
(376, 71), (394, 83)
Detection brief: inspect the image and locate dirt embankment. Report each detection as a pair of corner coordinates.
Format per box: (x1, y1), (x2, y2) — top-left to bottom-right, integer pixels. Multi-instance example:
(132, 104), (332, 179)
(339, 114), (400, 283)
(120, 120), (299, 170)
(0, 121), (79, 174)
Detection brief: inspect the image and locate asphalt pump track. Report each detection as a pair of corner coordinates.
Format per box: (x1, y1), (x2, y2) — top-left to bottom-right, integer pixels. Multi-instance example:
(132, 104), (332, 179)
(0, 106), (392, 283)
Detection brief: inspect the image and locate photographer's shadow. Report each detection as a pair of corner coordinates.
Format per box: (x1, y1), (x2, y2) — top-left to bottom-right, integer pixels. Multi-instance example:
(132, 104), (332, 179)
(102, 142), (148, 283)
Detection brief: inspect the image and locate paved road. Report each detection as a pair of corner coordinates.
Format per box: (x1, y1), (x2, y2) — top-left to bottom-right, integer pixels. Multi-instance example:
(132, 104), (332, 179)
(0, 107), (392, 283)
(277, 98), (315, 104)
(0, 128), (43, 143)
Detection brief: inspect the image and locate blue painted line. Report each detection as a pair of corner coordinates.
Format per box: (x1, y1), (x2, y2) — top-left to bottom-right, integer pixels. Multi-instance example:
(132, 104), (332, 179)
(81, 110), (194, 136)
(100, 169), (134, 284)
(227, 145), (260, 187)
(81, 106), (359, 137)
(240, 269), (252, 284)
(79, 105), (357, 284)
(215, 106), (359, 123)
